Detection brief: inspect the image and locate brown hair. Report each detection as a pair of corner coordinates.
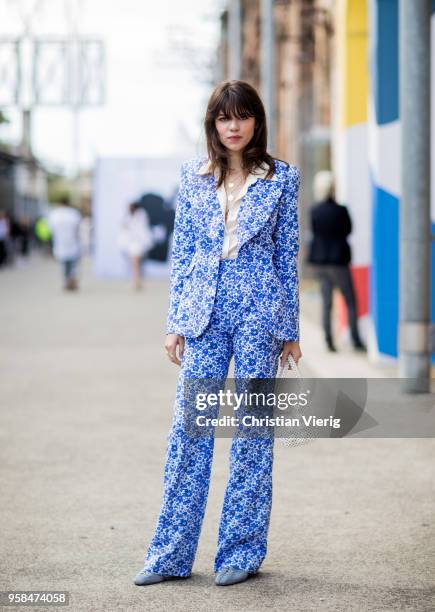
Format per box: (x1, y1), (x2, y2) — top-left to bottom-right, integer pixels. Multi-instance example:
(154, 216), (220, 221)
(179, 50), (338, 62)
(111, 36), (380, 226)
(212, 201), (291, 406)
(129, 201), (141, 215)
(204, 80), (277, 188)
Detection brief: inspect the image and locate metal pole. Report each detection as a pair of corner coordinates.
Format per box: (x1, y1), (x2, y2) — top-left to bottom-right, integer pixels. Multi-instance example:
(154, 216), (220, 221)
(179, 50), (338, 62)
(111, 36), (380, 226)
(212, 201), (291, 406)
(260, 0), (275, 153)
(399, 0), (432, 392)
(228, 0), (241, 80)
(67, 0), (82, 208)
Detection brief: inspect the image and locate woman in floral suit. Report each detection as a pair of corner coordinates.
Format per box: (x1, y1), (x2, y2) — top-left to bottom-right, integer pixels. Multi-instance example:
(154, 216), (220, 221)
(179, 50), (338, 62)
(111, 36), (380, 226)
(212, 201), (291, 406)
(134, 80), (302, 587)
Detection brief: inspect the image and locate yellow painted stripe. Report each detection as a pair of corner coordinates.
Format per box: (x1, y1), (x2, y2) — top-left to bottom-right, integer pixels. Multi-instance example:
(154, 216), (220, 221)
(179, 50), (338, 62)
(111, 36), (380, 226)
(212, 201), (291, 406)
(336, 0), (368, 128)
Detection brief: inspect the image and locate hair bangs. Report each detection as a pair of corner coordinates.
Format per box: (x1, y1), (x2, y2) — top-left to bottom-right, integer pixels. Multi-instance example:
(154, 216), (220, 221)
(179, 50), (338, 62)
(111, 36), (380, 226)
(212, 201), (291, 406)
(214, 89), (255, 121)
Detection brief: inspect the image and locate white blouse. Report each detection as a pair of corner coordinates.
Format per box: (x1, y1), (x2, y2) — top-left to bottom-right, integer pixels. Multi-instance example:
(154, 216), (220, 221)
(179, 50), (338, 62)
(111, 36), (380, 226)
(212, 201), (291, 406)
(198, 159), (271, 259)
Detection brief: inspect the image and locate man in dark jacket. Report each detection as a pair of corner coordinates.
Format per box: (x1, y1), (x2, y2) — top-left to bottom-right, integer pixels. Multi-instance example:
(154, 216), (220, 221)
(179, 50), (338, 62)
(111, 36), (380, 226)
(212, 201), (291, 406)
(307, 170), (366, 353)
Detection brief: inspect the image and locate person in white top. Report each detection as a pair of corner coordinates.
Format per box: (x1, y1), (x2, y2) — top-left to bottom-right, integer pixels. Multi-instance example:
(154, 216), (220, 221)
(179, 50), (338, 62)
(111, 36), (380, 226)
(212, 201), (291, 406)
(48, 196), (82, 291)
(117, 202), (153, 291)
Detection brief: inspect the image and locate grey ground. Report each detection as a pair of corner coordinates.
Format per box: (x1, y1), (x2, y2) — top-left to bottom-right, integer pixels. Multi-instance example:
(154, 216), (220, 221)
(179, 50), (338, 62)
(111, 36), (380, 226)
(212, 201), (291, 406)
(1, 253), (434, 611)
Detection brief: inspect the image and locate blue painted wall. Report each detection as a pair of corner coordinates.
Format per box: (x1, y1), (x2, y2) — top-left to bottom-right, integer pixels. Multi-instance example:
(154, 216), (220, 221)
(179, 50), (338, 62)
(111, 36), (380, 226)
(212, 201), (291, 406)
(370, 0), (435, 359)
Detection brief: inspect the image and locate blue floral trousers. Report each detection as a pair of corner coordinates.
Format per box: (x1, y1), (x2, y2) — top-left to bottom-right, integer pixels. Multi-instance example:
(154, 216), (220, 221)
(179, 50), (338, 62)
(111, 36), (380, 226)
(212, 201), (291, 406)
(142, 257), (284, 576)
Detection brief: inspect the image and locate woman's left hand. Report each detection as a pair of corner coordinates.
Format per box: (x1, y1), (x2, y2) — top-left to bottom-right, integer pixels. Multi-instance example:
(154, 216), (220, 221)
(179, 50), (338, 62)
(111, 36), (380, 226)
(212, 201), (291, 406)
(280, 340), (302, 369)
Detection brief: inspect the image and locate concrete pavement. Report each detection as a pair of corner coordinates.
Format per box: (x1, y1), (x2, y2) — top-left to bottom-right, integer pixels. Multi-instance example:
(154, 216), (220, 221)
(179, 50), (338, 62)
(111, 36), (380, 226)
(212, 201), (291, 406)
(0, 253), (434, 611)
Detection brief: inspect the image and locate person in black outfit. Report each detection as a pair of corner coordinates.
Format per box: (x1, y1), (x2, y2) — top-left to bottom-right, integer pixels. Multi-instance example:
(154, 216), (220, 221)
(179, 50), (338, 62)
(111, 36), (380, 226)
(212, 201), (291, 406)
(307, 170), (366, 353)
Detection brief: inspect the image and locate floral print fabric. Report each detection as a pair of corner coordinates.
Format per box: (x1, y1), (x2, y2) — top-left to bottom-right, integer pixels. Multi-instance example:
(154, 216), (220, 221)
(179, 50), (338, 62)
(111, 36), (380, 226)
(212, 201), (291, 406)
(139, 156), (301, 577)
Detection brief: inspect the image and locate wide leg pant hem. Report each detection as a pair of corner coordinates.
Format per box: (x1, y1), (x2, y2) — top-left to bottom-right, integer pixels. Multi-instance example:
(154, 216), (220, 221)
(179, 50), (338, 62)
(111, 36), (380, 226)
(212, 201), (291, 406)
(140, 565), (192, 578)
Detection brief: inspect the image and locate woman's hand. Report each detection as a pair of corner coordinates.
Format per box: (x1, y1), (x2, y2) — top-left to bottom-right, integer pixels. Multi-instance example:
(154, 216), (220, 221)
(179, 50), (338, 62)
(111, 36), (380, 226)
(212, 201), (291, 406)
(165, 333), (185, 365)
(280, 340), (302, 369)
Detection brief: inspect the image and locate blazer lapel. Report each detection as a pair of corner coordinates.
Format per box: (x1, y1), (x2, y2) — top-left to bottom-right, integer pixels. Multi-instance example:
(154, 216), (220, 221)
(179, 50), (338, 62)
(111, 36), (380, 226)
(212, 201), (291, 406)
(236, 176), (285, 249)
(200, 173), (225, 242)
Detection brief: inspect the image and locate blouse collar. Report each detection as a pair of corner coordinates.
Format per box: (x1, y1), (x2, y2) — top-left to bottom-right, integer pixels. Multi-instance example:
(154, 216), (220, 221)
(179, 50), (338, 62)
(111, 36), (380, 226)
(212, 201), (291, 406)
(197, 158), (277, 209)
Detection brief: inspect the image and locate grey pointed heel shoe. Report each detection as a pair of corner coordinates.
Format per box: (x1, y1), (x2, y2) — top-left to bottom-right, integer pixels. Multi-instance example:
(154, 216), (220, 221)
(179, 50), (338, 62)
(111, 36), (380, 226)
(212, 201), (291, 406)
(215, 567), (250, 586)
(133, 570), (165, 586)
(133, 569), (191, 586)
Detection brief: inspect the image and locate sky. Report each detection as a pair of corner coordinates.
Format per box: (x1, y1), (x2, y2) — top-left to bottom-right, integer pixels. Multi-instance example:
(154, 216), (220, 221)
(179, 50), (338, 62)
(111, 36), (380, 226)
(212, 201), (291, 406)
(0, 0), (224, 173)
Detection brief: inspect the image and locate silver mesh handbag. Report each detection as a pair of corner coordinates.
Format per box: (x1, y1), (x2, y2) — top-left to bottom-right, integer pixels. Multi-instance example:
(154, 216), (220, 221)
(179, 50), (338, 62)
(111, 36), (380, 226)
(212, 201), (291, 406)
(276, 354), (314, 448)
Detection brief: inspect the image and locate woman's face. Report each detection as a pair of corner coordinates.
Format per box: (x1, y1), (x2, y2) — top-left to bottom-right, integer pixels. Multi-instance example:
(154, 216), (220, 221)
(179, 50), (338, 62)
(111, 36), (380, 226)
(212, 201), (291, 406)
(215, 111), (255, 153)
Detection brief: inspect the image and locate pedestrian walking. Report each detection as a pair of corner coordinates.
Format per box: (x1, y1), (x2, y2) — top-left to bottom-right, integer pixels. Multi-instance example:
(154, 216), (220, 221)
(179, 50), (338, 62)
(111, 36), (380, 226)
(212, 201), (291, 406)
(117, 202), (153, 291)
(47, 195), (82, 291)
(133, 80), (302, 588)
(307, 170), (366, 352)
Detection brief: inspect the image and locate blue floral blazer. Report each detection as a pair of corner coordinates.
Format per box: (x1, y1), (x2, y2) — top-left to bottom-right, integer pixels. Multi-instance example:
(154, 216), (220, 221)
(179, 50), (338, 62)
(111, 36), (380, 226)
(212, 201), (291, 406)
(166, 156), (301, 341)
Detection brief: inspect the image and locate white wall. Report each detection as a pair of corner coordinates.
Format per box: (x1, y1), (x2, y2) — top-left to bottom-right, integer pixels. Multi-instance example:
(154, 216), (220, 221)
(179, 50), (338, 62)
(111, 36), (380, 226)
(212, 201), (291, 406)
(92, 156), (186, 278)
